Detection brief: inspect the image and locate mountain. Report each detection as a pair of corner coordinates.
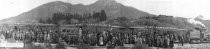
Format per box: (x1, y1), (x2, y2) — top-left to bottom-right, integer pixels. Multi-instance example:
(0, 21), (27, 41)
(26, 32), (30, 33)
(1, 0), (206, 31)
(0, 0), (153, 23)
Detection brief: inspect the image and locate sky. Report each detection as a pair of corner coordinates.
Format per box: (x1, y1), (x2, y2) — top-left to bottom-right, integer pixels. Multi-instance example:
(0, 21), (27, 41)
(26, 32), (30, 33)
(0, 0), (210, 20)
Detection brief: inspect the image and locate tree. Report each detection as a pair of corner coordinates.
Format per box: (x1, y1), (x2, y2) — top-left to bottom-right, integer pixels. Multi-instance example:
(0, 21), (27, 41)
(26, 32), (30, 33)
(99, 10), (107, 21)
(92, 12), (100, 20)
(135, 18), (159, 26)
(156, 15), (175, 25)
(38, 19), (45, 23)
(91, 10), (108, 22)
(46, 18), (52, 24)
(85, 18), (97, 23)
(70, 19), (79, 24)
(117, 17), (128, 22)
(52, 13), (65, 24)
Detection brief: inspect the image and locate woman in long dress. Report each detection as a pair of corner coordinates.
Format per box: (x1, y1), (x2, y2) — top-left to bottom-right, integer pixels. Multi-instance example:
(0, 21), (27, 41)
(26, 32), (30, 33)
(0, 34), (5, 43)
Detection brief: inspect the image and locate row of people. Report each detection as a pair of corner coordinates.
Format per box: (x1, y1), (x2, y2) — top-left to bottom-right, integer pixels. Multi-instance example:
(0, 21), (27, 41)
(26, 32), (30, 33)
(0, 26), (183, 48)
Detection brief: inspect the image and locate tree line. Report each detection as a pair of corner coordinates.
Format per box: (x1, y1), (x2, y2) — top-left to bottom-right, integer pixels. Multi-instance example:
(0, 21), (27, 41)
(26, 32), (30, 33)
(38, 10), (107, 24)
(38, 10), (197, 30)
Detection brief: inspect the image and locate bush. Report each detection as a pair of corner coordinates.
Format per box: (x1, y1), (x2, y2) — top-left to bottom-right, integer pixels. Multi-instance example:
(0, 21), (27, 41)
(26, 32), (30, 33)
(55, 42), (66, 49)
(23, 43), (44, 49)
(24, 39), (33, 44)
(32, 45), (45, 49)
(131, 44), (151, 49)
(43, 43), (54, 49)
(77, 43), (93, 49)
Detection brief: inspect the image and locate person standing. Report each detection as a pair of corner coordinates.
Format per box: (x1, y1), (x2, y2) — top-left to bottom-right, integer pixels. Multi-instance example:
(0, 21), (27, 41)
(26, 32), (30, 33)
(178, 36), (184, 46)
(163, 36), (169, 48)
(169, 39), (174, 48)
(0, 34), (5, 43)
(180, 36), (184, 46)
(99, 34), (104, 46)
(156, 36), (161, 47)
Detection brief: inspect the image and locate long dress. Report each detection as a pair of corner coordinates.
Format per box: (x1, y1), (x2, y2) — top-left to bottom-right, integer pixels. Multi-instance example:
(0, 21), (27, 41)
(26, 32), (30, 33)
(0, 34), (5, 43)
(99, 37), (104, 46)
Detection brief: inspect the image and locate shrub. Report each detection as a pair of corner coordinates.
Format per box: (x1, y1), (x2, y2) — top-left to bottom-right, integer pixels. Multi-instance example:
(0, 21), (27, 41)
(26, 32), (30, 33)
(23, 43), (44, 49)
(77, 43), (93, 49)
(131, 44), (151, 49)
(32, 45), (45, 49)
(43, 43), (54, 49)
(55, 42), (66, 49)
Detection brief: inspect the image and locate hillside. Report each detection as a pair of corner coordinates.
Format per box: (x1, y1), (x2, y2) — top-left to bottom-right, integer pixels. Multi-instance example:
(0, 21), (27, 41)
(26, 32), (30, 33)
(0, 0), (152, 23)
(0, 0), (207, 31)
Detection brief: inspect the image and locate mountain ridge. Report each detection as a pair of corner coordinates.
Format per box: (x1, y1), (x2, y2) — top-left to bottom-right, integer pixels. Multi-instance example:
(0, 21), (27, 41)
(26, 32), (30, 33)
(0, 0), (153, 23)
(0, 0), (209, 33)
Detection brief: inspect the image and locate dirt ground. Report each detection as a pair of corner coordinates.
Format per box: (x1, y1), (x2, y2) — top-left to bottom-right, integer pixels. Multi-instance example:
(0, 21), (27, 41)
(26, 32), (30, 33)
(172, 43), (210, 49)
(152, 43), (210, 49)
(2, 43), (210, 49)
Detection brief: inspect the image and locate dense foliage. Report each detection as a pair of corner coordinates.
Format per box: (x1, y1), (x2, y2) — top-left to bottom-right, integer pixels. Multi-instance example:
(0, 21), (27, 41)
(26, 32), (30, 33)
(38, 10), (198, 30)
(39, 10), (107, 24)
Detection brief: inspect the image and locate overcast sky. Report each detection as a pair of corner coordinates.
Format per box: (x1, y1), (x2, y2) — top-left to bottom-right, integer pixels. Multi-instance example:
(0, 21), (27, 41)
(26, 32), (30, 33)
(0, 0), (210, 20)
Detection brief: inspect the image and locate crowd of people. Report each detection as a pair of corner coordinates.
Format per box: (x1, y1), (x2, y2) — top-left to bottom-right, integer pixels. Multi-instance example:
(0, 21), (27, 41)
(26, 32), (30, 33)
(0, 26), (60, 43)
(0, 25), (185, 48)
(78, 29), (178, 48)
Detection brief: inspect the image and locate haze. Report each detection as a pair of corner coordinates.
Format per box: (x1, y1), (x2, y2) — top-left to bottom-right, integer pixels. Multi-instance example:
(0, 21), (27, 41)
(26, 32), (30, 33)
(0, 0), (210, 20)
